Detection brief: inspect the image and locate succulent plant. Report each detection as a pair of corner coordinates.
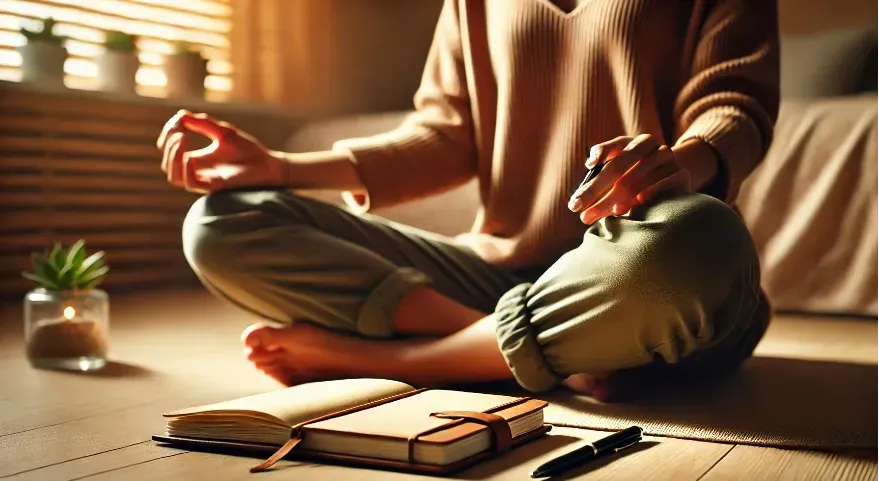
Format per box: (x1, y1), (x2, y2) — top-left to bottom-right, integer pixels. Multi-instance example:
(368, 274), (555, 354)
(20, 17), (64, 45)
(22, 240), (109, 291)
(104, 30), (138, 53)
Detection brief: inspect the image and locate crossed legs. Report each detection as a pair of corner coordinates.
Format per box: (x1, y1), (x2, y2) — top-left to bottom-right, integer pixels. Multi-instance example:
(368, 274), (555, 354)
(183, 190), (768, 400)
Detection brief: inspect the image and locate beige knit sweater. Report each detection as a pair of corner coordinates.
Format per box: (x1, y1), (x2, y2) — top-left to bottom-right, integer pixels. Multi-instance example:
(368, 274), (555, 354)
(334, 0), (779, 269)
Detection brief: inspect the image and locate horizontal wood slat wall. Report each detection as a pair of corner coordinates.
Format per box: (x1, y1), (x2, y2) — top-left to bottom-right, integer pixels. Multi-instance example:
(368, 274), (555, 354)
(0, 82), (303, 299)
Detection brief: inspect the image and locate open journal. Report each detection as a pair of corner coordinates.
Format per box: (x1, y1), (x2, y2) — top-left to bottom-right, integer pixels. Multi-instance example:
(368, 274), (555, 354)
(152, 378), (550, 474)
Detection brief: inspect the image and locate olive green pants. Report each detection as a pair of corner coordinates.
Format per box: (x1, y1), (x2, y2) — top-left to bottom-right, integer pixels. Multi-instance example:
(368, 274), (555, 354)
(182, 189), (769, 392)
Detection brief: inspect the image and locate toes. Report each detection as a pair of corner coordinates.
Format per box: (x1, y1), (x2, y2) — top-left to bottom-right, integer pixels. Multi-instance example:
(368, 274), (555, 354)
(241, 323), (282, 349)
(243, 346), (281, 362)
(258, 323), (330, 351)
(243, 347), (294, 386)
(241, 322), (319, 351)
(240, 323), (345, 387)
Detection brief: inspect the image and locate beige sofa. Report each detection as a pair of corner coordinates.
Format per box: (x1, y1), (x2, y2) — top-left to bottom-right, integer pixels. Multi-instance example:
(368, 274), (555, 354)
(285, 28), (878, 317)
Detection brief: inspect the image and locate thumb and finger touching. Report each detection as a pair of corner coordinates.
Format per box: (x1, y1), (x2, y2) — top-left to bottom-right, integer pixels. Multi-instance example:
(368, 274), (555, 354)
(158, 110), (243, 193)
(158, 110), (235, 147)
(179, 111), (236, 141)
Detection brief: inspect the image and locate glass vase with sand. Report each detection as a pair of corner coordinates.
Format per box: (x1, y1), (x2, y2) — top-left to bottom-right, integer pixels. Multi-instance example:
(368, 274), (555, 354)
(22, 241), (110, 371)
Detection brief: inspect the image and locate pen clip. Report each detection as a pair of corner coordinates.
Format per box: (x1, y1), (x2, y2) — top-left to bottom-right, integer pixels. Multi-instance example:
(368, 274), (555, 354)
(613, 437), (641, 453)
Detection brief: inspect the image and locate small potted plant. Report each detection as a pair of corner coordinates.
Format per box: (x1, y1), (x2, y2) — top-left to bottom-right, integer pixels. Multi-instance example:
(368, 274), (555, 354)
(18, 17), (67, 89)
(97, 30), (139, 95)
(22, 240), (110, 371)
(164, 41), (208, 99)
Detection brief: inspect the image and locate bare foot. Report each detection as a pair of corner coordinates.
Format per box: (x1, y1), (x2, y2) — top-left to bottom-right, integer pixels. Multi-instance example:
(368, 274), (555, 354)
(562, 372), (623, 402)
(240, 322), (358, 386)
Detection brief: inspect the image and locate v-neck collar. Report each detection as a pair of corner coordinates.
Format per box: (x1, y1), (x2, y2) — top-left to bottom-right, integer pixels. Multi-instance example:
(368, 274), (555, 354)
(532, 0), (592, 18)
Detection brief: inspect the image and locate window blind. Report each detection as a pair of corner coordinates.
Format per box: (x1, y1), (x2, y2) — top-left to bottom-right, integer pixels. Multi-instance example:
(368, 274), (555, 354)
(0, 0), (232, 101)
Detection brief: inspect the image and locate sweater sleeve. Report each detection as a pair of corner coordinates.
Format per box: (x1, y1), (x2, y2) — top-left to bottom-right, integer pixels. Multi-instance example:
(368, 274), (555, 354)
(332, 0), (477, 212)
(674, 0), (780, 204)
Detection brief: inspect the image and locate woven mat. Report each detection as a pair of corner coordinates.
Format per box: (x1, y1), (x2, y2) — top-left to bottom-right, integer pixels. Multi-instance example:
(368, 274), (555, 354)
(532, 356), (877, 449)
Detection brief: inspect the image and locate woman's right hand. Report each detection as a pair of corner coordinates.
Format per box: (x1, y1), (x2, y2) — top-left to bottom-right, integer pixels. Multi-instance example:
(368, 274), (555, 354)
(157, 110), (289, 194)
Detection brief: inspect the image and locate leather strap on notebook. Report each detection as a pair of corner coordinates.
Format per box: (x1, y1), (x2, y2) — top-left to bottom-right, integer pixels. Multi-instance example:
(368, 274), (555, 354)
(250, 388), (428, 472)
(432, 411), (513, 452)
(405, 397), (532, 463)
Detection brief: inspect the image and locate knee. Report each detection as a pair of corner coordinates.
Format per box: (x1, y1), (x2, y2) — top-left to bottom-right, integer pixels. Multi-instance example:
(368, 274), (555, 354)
(182, 195), (225, 276)
(642, 193), (761, 309)
(641, 193), (756, 272)
(181, 190), (321, 277)
(181, 191), (259, 276)
(493, 195), (763, 392)
(626, 193), (765, 371)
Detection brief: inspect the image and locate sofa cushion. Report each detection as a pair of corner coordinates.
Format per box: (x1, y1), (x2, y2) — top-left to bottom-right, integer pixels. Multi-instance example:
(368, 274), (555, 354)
(781, 27), (878, 98)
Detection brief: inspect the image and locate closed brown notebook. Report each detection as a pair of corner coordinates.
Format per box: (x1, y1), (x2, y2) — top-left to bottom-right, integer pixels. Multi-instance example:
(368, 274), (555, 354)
(152, 378), (550, 474)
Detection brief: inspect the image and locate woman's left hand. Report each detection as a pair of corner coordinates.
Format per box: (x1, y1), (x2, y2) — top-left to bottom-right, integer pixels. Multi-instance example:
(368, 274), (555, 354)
(568, 134), (692, 225)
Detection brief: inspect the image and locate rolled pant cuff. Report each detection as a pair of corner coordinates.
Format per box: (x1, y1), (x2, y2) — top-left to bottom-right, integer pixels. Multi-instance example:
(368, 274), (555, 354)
(357, 267), (431, 338)
(495, 283), (564, 392)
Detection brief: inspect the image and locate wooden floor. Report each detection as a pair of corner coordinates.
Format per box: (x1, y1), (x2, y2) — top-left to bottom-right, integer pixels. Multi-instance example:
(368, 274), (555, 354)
(0, 289), (875, 481)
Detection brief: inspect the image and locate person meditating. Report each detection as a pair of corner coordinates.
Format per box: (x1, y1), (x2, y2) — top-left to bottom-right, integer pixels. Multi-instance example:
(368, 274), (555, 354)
(157, 0), (778, 401)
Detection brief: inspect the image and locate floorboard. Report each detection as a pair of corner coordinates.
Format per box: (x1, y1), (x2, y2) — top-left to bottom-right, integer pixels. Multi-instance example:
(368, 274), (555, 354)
(700, 445), (878, 481)
(73, 428), (731, 481)
(0, 289), (875, 480)
(0, 289), (272, 437)
(3, 442), (186, 481)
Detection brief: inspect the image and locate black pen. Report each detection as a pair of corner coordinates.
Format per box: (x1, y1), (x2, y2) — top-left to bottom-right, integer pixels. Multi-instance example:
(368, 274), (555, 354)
(531, 426), (643, 478)
(570, 160), (605, 198)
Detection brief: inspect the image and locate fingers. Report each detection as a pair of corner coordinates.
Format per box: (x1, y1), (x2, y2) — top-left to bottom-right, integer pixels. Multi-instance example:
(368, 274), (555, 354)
(635, 169), (691, 204)
(579, 190), (614, 225)
(180, 111), (236, 141)
(162, 129), (226, 193)
(165, 135), (224, 193)
(582, 166), (689, 225)
(165, 132), (185, 186)
(571, 134), (660, 213)
(157, 110), (235, 154)
(183, 151), (214, 194)
(578, 144), (685, 225)
(579, 154), (657, 225)
(616, 145), (677, 207)
(586, 136), (631, 169)
(568, 137), (631, 210)
(156, 110), (187, 152)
